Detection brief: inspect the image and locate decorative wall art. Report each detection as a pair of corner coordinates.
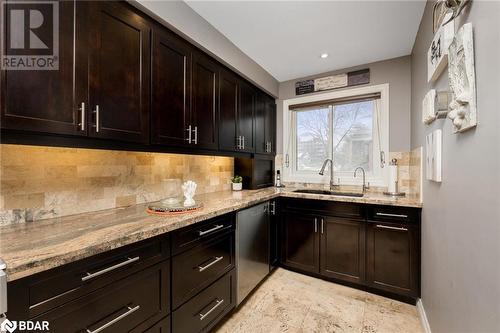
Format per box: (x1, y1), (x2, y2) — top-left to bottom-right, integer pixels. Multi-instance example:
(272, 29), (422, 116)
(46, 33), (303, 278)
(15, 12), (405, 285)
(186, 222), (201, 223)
(447, 23), (477, 133)
(432, 0), (471, 33)
(295, 69), (370, 95)
(426, 129), (442, 182)
(422, 89), (450, 124)
(427, 20), (455, 82)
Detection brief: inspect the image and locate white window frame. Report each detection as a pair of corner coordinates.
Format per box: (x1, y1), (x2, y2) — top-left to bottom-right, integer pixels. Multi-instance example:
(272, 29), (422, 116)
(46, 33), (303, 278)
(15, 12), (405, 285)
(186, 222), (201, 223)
(282, 83), (390, 187)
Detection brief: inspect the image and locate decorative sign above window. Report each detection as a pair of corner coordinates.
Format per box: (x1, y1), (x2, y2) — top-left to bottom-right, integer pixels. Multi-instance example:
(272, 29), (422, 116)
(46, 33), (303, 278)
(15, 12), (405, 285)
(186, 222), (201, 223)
(295, 69), (370, 95)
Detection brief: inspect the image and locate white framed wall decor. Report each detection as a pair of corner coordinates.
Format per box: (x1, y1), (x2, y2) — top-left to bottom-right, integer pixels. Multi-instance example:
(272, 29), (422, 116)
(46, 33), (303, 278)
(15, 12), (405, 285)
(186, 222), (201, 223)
(427, 21), (455, 82)
(448, 23), (477, 133)
(426, 129), (442, 182)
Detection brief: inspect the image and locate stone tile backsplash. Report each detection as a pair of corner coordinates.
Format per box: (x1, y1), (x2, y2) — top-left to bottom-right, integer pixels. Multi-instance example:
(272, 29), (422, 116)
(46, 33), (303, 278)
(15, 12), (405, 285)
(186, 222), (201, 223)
(0, 144), (234, 224)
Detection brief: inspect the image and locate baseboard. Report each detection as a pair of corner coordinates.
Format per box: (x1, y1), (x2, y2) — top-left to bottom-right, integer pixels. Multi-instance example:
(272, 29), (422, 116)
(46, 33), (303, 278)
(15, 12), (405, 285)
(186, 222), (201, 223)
(417, 298), (432, 333)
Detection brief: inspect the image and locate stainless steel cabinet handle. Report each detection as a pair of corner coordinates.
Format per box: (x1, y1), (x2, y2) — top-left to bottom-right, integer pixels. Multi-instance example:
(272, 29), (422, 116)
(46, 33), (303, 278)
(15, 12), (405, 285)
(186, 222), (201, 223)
(193, 126), (198, 144)
(186, 125), (192, 144)
(198, 224), (224, 236)
(78, 102), (85, 131)
(376, 212), (408, 218)
(86, 305), (140, 333)
(242, 136), (245, 149)
(94, 105), (100, 133)
(321, 218), (324, 234)
(199, 299), (224, 321)
(375, 224), (408, 231)
(314, 218), (318, 233)
(270, 201), (276, 215)
(82, 256), (140, 282)
(198, 256), (223, 272)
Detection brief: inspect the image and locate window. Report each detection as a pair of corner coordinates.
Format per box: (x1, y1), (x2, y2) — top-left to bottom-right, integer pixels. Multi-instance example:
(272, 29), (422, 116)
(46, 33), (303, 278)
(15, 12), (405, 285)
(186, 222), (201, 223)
(283, 85), (389, 186)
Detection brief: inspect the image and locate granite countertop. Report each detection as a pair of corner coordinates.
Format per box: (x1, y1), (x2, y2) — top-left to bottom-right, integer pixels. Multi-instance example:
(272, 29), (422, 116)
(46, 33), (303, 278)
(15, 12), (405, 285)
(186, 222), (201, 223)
(0, 187), (421, 282)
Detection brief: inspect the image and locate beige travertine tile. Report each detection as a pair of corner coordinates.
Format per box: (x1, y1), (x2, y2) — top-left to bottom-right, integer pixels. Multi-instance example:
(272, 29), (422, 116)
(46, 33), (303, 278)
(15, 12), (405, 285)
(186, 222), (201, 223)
(215, 268), (423, 333)
(0, 144), (234, 223)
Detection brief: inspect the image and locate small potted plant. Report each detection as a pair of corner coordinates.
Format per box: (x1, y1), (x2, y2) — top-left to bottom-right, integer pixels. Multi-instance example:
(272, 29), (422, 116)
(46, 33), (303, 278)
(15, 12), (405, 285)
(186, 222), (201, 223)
(231, 175), (243, 191)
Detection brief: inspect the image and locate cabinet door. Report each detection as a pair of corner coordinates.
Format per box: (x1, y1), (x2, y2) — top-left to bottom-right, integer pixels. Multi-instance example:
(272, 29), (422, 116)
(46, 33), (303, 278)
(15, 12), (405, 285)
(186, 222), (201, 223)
(320, 217), (365, 284)
(88, 2), (150, 143)
(366, 221), (419, 297)
(238, 81), (255, 152)
(1, 0), (87, 136)
(264, 96), (276, 154)
(191, 52), (218, 150)
(218, 69), (238, 152)
(281, 211), (319, 274)
(151, 29), (191, 146)
(254, 93), (267, 154)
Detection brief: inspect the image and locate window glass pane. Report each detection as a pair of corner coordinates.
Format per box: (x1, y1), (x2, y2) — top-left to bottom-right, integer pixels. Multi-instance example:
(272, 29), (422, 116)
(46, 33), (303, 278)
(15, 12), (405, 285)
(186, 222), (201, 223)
(296, 107), (330, 171)
(333, 100), (374, 172)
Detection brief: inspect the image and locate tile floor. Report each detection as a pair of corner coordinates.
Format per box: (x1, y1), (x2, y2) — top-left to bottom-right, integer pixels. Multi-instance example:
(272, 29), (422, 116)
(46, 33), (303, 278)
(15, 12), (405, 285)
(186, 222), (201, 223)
(215, 268), (424, 333)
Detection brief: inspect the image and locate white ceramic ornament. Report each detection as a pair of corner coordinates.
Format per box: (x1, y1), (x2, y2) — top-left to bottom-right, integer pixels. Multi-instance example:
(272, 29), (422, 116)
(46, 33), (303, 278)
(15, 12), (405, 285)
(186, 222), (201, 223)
(182, 180), (197, 207)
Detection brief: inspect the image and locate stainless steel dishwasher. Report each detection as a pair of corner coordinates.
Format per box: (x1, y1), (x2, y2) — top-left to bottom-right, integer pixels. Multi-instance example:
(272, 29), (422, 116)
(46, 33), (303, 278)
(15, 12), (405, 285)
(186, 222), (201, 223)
(236, 201), (270, 305)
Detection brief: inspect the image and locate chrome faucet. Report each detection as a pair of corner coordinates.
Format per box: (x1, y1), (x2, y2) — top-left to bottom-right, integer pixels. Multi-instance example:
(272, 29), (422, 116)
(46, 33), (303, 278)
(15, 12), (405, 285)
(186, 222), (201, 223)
(354, 167), (369, 193)
(319, 159), (338, 190)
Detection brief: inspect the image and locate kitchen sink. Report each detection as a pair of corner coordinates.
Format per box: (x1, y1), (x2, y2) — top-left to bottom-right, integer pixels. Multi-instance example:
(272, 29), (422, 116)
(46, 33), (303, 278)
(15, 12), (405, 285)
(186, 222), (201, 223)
(293, 189), (364, 197)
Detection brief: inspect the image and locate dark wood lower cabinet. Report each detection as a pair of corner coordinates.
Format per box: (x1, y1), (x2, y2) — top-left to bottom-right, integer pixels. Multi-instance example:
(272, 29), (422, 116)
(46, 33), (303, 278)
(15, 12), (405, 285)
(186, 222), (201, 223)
(280, 200), (421, 303)
(172, 269), (235, 333)
(320, 216), (365, 284)
(144, 317), (171, 333)
(34, 260), (170, 333)
(366, 221), (420, 299)
(281, 211), (320, 274)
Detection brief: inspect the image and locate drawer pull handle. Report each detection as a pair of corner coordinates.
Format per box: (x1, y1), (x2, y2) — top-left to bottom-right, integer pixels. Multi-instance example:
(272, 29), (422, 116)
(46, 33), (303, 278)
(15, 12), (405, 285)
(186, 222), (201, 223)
(198, 256), (224, 272)
(375, 212), (408, 218)
(86, 305), (140, 333)
(82, 256), (140, 282)
(198, 224), (224, 236)
(376, 224), (408, 231)
(199, 299), (224, 321)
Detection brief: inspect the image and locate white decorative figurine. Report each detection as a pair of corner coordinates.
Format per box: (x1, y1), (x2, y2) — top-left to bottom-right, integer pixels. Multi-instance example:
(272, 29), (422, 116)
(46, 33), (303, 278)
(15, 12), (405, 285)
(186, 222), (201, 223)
(447, 23), (477, 133)
(182, 180), (197, 207)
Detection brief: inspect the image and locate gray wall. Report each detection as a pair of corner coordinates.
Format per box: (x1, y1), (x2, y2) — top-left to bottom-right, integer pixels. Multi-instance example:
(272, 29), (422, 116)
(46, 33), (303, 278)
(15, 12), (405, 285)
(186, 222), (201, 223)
(411, 2), (500, 332)
(276, 56), (412, 153)
(133, 0), (279, 97)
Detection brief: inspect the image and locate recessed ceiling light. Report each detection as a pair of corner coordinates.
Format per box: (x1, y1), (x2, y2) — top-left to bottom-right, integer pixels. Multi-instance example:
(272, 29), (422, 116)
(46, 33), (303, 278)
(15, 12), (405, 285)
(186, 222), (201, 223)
(320, 53), (329, 59)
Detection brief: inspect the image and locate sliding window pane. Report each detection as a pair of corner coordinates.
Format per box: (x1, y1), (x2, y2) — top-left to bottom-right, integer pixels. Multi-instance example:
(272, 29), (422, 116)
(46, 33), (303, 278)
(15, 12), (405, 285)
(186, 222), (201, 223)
(333, 100), (374, 172)
(296, 107), (330, 171)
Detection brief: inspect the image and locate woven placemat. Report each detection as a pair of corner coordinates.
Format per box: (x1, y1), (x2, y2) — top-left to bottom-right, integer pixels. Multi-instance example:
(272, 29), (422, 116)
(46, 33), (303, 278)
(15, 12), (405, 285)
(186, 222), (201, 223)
(147, 202), (203, 216)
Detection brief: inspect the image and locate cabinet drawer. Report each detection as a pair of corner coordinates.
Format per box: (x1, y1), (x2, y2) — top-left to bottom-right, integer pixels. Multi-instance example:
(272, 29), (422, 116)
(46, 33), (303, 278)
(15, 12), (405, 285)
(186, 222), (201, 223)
(144, 316), (170, 333)
(172, 232), (234, 309)
(366, 205), (420, 224)
(173, 269), (235, 333)
(35, 260), (170, 333)
(172, 214), (234, 255)
(15, 237), (168, 318)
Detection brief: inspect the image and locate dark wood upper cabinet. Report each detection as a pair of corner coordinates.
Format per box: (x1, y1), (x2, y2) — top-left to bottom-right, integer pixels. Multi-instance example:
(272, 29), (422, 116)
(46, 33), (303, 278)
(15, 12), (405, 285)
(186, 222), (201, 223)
(88, 1), (150, 143)
(320, 216), (365, 284)
(265, 96), (276, 154)
(281, 211), (319, 274)
(218, 69), (239, 152)
(238, 80), (255, 153)
(1, 0), (87, 136)
(366, 220), (420, 298)
(255, 93), (276, 155)
(151, 29), (191, 147)
(191, 52), (219, 150)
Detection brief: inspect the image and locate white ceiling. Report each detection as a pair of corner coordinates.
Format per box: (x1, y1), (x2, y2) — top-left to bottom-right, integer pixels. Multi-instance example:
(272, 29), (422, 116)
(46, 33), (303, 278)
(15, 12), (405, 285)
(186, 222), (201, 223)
(185, 1), (426, 82)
